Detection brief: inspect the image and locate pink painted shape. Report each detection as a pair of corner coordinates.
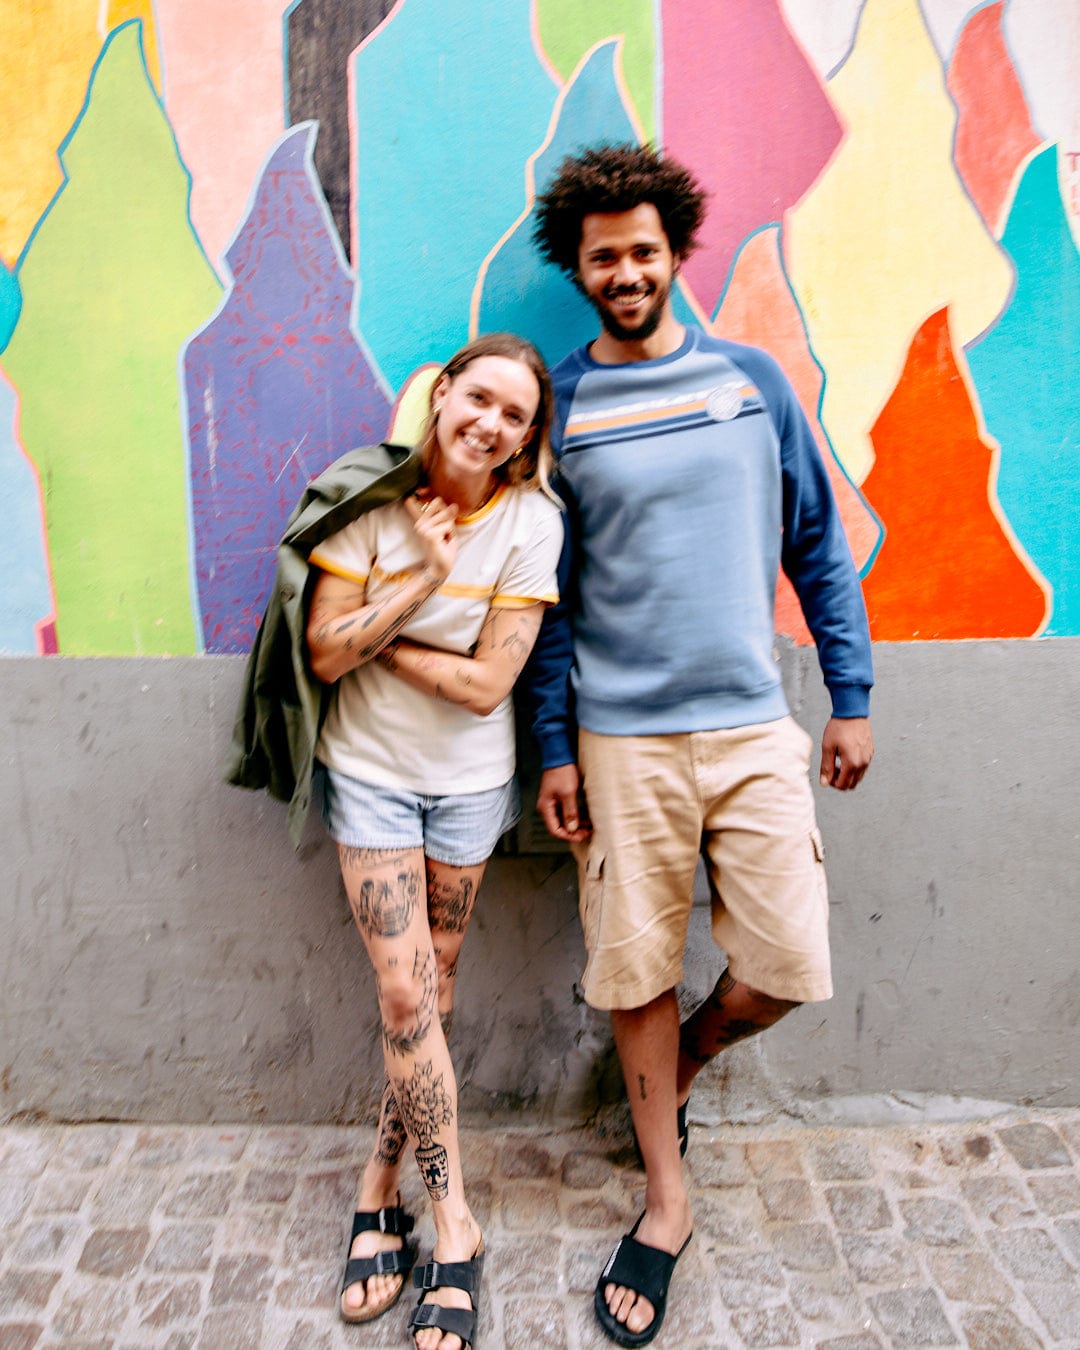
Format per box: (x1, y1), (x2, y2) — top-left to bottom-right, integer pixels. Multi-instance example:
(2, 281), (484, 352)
(714, 227), (879, 645)
(948, 2), (1041, 237)
(663, 0), (843, 317)
(156, 0), (285, 275)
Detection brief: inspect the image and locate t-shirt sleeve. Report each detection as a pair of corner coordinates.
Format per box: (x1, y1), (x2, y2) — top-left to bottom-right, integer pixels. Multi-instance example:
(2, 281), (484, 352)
(308, 513), (375, 585)
(491, 498), (564, 609)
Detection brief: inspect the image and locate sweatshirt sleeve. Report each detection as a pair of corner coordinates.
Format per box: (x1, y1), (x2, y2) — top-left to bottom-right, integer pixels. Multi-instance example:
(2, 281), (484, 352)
(756, 355), (874, 717)
(520, 482), (578, 768)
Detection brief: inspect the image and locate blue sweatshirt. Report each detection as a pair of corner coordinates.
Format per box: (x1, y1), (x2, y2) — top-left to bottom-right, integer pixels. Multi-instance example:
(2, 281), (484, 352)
(526, 326), (873, 770)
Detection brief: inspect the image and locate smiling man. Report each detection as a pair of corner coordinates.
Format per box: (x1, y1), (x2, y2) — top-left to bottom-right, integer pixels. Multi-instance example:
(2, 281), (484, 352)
(527, 144), (875, 1347)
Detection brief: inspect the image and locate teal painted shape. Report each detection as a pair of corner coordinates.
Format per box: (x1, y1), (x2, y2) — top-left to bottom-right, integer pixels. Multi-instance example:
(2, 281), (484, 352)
(0, 262), (20, 352)
(478, 41), (697, 368)
(0, 368), (53, 652)
(967, 146), (1080, 636)
(353, 0), (556, 388)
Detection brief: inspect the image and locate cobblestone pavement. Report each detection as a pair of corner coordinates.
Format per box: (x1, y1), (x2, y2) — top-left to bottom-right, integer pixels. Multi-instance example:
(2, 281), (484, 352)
(1, 1110), (1079, 1349)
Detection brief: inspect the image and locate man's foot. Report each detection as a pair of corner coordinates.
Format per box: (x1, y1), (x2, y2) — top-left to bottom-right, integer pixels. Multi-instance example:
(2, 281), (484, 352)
(339, 1201), (416, 1323)
(598, 1204), (693, 1346)
(410, 1223), (484, 1350)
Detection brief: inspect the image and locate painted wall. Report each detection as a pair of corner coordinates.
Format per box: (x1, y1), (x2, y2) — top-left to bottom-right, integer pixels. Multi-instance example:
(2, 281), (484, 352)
(1, 0), (1077, 655)
(3, 642), (1077, 1125)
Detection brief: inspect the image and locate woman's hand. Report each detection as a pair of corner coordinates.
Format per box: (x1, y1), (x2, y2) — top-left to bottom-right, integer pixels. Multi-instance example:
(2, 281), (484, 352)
(403, 493), (459, 581)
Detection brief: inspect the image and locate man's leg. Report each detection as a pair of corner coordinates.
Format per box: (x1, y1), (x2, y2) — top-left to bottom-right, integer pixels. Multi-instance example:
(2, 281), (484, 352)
(679, 717), (831, 1110)
(675, 967), (798, 1104)
(604, 990), (693, 1338)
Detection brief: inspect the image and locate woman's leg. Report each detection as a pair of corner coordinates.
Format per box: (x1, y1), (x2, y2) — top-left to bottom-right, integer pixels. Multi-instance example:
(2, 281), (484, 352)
(339, 846), (426, 1319)
(405, 854), (487, 1350)
(339, 843), (485, 1347)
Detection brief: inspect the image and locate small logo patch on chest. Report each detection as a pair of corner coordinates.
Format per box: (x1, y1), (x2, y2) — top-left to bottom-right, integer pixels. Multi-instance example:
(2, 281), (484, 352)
(706, 382), (747, 422)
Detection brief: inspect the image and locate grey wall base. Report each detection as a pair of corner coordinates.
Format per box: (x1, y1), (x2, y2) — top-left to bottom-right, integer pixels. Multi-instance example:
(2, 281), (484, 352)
(3, 641), (1077, 1126)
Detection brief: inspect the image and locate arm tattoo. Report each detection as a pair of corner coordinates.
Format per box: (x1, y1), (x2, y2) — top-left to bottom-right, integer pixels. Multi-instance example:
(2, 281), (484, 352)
(427, 874), (476, 935)
(392, 1060), (454, 1201)
(348, 869), (421, 938)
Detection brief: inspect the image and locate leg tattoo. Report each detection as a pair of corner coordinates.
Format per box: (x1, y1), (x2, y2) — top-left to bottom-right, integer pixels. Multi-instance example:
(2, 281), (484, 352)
(393, 1059), (454, 1202)
(350, 869), (422, 939)
(381, 946), (438, 1057)
(427, 873), (476, 935)
(679, 967), (798, 1066)
(374, 1081), (408, 1167)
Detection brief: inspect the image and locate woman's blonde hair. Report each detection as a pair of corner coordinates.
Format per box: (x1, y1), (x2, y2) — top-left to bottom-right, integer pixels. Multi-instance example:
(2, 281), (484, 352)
(417, 332), (558, 499)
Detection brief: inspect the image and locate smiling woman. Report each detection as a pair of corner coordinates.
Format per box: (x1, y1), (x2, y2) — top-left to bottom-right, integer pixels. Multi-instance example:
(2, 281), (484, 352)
(302, 332), (563, 1350)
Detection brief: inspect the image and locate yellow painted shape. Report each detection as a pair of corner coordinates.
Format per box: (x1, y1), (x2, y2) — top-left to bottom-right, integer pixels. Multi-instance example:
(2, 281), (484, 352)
(784, 0), (1013, 483)
(389, 365), (439, 446)
(106, 1), (161, 89)
(0, 0), (101, 265)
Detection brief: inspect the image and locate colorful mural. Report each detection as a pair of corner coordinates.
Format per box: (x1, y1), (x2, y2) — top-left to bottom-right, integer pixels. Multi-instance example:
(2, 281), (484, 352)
(0, 0), (1077, 654)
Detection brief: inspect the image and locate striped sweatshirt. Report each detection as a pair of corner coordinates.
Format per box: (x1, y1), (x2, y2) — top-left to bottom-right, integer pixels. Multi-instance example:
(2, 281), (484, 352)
(525, 326), (873, 770)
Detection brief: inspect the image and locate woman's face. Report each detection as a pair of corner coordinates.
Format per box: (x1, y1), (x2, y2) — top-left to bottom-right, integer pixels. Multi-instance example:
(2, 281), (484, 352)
(432, 355), (539, 482)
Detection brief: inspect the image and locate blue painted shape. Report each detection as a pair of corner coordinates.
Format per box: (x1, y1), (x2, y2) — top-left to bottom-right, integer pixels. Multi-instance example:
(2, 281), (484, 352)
(182, 123), (391, 654)
(353, 0), (557, 388)
(966, 146), (1080, 636)
(0, 367), (53, 652)
(477, 41), (698, 368)
(0, 262), (20, 352)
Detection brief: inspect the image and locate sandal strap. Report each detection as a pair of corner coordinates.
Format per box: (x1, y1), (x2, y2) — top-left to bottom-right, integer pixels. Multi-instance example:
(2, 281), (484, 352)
(349, 1204), (415, 1242)
(408, 1299), (475, 1344)
(601, 1234), (679, 1307)
(342, 1242), (417, 1287)
(412, 1255), (482, 1297)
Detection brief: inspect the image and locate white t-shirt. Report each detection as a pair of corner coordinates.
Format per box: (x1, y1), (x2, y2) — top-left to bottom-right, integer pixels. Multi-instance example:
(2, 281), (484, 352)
(310, 485), (563, 794)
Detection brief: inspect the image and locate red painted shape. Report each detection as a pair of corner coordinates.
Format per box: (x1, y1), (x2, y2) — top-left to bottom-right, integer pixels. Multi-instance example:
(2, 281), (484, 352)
(861, 309), (1046, 640)
(663, 0), (843, 317)
(948, 2), (1041, 236)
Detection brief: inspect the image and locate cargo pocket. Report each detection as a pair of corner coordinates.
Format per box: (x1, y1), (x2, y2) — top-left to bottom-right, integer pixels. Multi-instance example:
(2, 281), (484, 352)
(810, 827), (829, 910)
(579, 845), (607, 955)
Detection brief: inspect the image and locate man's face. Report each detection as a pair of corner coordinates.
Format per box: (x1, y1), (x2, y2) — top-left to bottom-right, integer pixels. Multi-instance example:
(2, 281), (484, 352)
(576, 203), (678, 344)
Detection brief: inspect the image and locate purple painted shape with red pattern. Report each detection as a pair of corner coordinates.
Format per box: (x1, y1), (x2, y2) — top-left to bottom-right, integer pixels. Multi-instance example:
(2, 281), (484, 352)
(663, 0), (843, 317)
(184, 122), (390, 654)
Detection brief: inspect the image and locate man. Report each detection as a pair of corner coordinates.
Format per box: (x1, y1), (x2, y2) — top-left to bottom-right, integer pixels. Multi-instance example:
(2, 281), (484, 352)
(526, 144), (874, 1347)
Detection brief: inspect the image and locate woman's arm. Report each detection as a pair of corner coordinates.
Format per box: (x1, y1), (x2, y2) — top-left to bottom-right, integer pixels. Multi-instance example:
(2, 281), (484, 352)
(306, 495), (459, 685)
(377, 603), (546, 717)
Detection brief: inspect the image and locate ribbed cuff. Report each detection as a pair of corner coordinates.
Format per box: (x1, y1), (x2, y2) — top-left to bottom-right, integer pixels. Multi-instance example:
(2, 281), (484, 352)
(827, 683), (871, 719)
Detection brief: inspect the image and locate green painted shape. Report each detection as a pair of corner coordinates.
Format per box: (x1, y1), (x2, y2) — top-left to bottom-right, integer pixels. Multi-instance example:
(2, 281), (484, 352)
(536, 0), (656, 141)
(4, 22), (221, 654)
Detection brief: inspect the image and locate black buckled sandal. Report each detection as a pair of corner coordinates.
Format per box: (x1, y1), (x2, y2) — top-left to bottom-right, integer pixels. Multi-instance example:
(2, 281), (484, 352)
(593, 1216), (692, 1347)
(408, 1239), (484, 1348)
(339, 1201), (417, 1324)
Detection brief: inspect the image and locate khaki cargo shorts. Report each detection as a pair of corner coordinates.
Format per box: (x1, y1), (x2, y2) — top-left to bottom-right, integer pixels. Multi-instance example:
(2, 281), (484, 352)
(573, 717), (832, 1010)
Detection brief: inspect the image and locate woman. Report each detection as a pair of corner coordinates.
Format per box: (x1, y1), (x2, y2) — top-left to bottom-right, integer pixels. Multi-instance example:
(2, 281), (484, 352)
(305, 333), (563, 1350)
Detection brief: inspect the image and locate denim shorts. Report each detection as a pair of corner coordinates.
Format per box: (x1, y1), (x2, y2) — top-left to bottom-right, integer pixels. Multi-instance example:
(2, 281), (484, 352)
(317, 763), (520, 867)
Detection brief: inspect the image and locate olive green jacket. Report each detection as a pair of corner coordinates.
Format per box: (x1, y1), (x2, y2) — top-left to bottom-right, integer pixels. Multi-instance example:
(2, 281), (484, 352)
(224, 442), (421, 848)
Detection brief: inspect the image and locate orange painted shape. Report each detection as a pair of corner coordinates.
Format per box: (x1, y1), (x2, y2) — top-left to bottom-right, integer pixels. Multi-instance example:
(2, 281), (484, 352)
(861, 308), (1047, 641)
(713, 227), (880, 645)
(107, 2), (161, 89)
(948, 2), (1041, 237)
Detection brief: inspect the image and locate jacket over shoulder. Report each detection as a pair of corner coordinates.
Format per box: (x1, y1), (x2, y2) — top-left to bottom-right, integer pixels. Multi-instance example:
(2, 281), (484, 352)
(224, 442), (421, 848)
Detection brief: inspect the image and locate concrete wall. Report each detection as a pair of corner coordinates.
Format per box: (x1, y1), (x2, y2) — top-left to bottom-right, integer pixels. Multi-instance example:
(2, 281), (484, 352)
(4, 639), (1077, 1127)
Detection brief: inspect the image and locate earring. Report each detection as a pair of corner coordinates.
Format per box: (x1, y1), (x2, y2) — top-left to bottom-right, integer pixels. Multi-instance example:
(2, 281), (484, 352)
(512, 446), (525, 458)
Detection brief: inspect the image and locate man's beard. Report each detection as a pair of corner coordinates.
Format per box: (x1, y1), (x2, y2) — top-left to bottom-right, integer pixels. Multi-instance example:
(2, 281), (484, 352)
(595, 282), (669, 343)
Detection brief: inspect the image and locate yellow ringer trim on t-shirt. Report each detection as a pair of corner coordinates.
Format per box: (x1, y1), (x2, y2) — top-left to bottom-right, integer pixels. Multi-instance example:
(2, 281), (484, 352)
(308, 553), (368, 585)
(439, 582), (497, 599)
(456, 483), (508, 525)
(492, 591), (559, 608)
